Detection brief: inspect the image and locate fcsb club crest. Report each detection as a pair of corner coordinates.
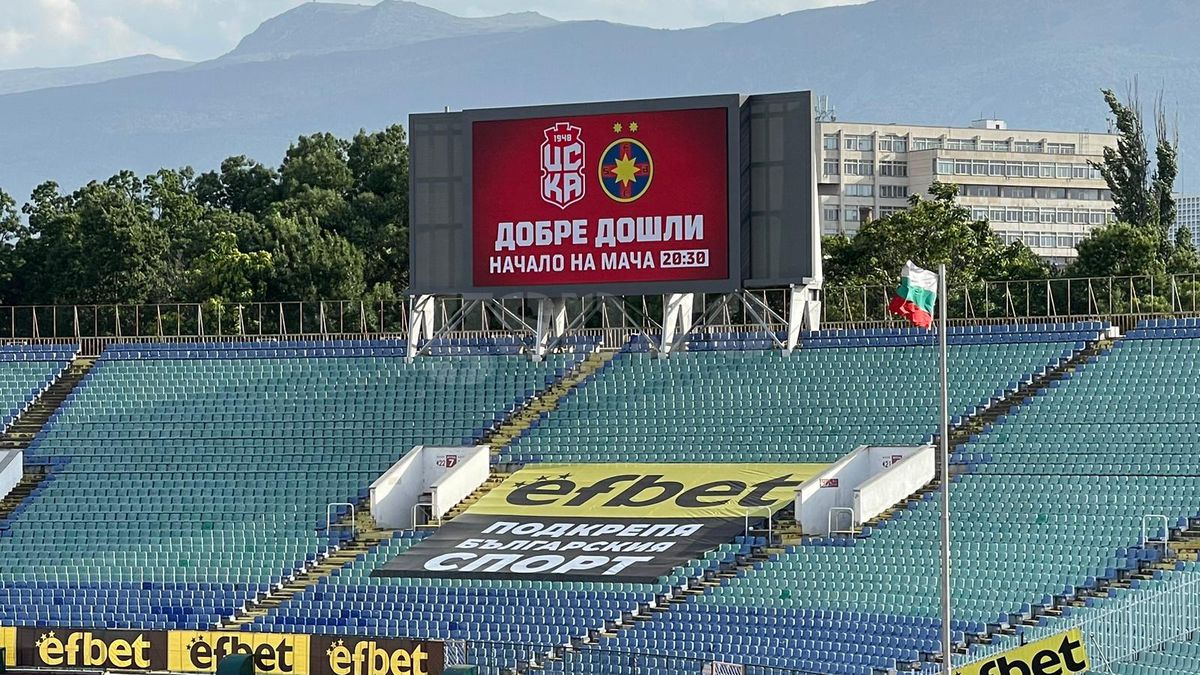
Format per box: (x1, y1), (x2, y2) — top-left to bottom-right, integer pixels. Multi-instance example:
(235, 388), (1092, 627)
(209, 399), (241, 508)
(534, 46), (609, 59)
(540, 122), (585, 209)
(600, 124), (653, 203)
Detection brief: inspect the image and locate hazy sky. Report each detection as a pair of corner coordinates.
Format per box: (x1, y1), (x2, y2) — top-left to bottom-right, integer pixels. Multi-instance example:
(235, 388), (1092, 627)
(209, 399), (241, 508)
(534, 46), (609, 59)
(0, 0), (865, 69)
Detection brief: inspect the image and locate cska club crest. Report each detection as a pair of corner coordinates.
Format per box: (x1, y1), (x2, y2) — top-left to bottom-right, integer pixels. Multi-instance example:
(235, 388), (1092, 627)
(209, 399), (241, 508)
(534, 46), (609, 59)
(540, 122), (585, 209)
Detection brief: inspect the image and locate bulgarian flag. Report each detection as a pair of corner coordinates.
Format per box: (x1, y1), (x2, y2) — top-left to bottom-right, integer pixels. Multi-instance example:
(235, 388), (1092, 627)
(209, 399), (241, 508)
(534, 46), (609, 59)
(888, 261), (938, 329)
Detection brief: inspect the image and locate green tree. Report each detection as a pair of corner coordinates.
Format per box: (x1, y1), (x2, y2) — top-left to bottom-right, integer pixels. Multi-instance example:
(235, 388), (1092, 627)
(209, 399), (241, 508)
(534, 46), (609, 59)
(1091, 87), (1180, 266)
(346, 125), (409, 288)
(188, 231), (273, 306)
(280, 133), (354, 196)
(195, 156), (280, 217)
(262, 213), (365, 302)
(1067, 223), (1162, 278)
(824, 182), (1047, 287)
(16, 174), (171, 304)
(0, 189), (27, 298)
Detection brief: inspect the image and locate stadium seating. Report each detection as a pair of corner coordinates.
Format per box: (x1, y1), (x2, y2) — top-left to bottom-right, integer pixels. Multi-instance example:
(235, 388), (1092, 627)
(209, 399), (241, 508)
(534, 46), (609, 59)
(0, 340), (582, 629)
(271, 323), (1103, 674)
(1109, 631), (1200, 675)
(501, 322), (1104, 464)
(17, 319), (1200, 675)
(255, 529), (759, 671)
(0, 344), (76, 432)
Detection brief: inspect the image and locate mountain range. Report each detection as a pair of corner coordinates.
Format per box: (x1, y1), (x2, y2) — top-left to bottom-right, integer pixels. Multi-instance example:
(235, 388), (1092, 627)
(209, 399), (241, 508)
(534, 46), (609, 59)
(2, 0), (1199, 201)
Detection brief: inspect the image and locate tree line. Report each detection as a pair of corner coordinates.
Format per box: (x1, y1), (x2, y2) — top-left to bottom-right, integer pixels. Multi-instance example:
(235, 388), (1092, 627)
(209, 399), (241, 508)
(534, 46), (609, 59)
(0, 89), (1188, 313)
(0, 126), (408, 312)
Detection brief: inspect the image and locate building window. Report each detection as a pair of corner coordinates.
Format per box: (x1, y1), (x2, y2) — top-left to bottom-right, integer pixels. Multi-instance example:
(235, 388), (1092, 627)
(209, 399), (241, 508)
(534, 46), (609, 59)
(823, 159), (840, 175)
(1071, 165), (1089, 179)
(955, 160), (972, 175)
(1023, 209), (1037, 223)
(879, 206), (906, 216)
(936, 159), (954, 175)
(1040, 234), (1056, 248)
(844, 183), (874, 197)
(980, 139), (1010, 152)
(1035, 187), (1066, 200)
(823, 134), (839, 150)
(880, 184), (909, 199)
(844, 207), (863, 222)
(1014, 141), (1043, 153)
(972, 208), (989, 220)
(964, 185), (999, 198)
(946, 138), (977, 151)
(1000, 186), (1033, 199)
(1047, 143), (1076, 154)
(879, 161), (908, 177)
(989, 161), (1005, 176)
(1089, 211), (1105, 225)
(843, 160), (874, 176)
(823, 207), (840, 222)
(878, 136), (907, 153)
(1040, 210), (1055, 224)
(913, 137), (943, 150)
(1040, 164), (1055, 178)
(843, 135), (873, 151)
(990, 208), (1006, 222)
(1056, 164), (1071, 179)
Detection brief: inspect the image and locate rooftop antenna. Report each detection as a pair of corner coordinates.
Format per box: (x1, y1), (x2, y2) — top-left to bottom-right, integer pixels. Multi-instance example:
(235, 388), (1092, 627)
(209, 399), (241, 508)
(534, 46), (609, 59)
(815, 95), (836, 122)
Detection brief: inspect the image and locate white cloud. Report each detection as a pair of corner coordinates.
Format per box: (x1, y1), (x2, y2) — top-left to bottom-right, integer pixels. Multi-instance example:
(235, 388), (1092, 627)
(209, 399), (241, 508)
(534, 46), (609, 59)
(0, 28), (33, 57)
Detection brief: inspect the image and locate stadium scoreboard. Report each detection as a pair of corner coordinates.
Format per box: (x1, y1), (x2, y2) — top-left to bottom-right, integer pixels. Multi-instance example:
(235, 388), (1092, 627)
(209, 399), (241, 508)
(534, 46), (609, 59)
(409, 91), (817, 297)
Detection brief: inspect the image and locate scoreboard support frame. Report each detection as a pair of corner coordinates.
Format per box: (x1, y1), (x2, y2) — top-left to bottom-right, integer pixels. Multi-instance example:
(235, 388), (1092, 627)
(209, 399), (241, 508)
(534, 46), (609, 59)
(404, 283), (823, 361)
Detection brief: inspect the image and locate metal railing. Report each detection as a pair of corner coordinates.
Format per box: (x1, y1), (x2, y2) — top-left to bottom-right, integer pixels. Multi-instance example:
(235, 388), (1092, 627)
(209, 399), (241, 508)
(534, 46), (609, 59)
(956, 567), (1200, 672)
(5, 274), (1200, 348)
(821, 273), (1200, 331)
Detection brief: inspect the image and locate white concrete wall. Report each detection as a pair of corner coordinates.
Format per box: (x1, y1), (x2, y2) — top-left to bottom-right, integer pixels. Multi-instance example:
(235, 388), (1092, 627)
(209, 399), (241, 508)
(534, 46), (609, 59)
(0, 450), (22, 502)
(429, 446), (490, 520)
(795, 444), (932, 536)
(370, 445), (489, 528)
(796, 446), (868, 535)
(370, 446), (427, 529)
(854, 445), (935, 525)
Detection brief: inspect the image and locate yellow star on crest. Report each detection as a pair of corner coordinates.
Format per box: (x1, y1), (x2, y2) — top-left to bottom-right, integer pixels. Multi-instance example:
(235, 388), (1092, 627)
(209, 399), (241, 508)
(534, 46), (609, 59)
(629, 122), (639, 132)
(610, 153), (641, 187)
(612, 123), (622, 133)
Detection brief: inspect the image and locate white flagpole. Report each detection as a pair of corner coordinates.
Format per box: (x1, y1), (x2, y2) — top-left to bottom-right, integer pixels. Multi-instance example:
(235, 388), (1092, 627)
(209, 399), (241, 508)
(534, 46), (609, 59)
(938, 264), (953, 673)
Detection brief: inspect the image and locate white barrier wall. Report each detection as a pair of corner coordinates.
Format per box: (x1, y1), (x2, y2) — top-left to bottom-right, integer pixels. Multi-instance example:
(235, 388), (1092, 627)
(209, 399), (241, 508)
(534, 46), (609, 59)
(429, 447), (490, 520)
(854, 445), (935, 525)
(370, 445), (489, 528)
(796, 445), (867, 535)
(795, 445), (930, 536)
(0, 450), (22, 501)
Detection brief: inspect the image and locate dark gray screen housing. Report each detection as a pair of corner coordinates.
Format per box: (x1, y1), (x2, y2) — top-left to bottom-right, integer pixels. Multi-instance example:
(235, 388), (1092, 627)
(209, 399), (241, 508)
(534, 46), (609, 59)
(408, 92), (815, 296)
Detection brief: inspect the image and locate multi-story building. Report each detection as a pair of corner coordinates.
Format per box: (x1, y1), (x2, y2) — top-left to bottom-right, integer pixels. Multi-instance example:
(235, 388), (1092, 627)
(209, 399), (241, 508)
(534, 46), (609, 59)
(1176, 195), (1200, 249)
(818, 119), (1119, 262)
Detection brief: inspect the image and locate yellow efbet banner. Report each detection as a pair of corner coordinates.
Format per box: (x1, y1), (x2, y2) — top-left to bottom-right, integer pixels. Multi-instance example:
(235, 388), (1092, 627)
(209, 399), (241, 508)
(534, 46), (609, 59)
(168, 631), (311, 675)
(468, 463), (826, 518)
(955, 628), (1089, 675)
(0, 626), (13, 667)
